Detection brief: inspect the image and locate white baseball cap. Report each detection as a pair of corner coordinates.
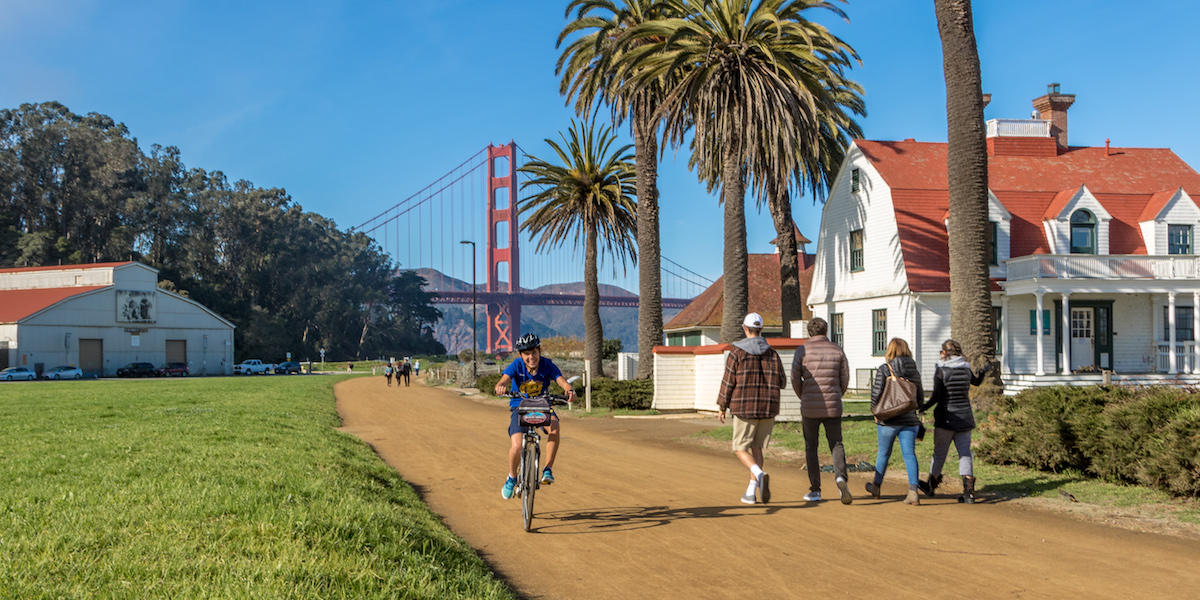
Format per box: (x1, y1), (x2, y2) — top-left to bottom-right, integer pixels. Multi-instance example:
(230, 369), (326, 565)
(742, 312), (763, 328)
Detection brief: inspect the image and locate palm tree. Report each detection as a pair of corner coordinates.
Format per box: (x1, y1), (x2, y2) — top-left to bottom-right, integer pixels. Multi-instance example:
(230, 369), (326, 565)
(934, 0), (994, 369)
(519, 119), (638, 380)
(557, 0), (677, 378)
(620, 0), (863, 342)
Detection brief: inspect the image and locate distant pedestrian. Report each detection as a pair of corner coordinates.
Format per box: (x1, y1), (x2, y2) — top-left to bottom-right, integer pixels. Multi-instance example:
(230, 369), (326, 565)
(399, 359), (411, 387)
(920, 339), (990, 504)
(347, 361), (354, 374)
(868, 338), (925, 505)
(791, 317), (853, 504)
(715, 313), (787, 505)
(384, 363), (394, 387)
(414, 359), (421, 377)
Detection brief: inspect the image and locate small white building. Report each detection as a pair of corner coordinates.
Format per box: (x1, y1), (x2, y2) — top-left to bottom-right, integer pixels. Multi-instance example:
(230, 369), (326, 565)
(0, 262), (235, 376)
(807, 86), (1200, 394)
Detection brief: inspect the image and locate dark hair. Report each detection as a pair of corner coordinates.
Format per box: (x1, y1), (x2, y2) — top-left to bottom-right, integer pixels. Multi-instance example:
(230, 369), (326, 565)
(808, 317), (828, 337)
(941, 339), (963, 357)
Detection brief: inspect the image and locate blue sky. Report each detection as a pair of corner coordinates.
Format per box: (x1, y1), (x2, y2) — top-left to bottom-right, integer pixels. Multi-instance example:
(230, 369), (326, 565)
(3, 0), (1199, 288)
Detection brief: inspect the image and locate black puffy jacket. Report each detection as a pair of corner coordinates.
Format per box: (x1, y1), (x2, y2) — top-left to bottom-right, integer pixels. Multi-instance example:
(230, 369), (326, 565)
(870, 356), (924, 427)
(922, 356), (987, 431)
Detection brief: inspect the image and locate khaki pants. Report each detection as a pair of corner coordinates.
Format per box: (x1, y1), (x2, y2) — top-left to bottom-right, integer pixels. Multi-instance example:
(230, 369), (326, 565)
(731, 416), (775, 452)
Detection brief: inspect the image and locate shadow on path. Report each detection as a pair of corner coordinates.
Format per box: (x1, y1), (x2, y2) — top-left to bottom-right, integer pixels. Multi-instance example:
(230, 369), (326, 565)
(529, 503), (815, 534)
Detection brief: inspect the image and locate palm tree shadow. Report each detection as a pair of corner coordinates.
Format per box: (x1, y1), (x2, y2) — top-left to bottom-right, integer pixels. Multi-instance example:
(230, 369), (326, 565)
(529, 502), (813, 534)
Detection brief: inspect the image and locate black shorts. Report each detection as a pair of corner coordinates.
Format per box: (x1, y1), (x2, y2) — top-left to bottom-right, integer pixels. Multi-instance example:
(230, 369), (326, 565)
(508, 409), (559, 436)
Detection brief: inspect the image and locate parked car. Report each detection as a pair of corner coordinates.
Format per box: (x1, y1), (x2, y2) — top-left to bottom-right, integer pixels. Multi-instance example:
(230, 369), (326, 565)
(233, 359), (274, 375)
(1, 366), (37, 381)
(43, 365), (83, 380)
(274, 361), (301, 374)
(158, 362), (189, 377)
(116, 362), (157, 377)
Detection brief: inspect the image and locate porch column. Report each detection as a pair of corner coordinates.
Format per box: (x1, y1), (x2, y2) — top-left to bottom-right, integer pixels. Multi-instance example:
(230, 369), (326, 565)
(1168, 292), (1178, 374)
(1035, 291), (1045, 376)
(1194, 291), (1199, 374)
(1000, 295), (1010, 375)
(1061, 292), (1071, 374)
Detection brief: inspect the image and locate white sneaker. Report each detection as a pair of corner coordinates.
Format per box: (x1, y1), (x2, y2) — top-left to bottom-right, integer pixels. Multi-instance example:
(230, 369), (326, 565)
(803, 491), (821, 502)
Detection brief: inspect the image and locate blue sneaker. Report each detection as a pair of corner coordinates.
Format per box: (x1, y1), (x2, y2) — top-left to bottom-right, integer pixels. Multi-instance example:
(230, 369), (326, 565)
(501, 476), (517, 500)
(540, 468), (555, 485)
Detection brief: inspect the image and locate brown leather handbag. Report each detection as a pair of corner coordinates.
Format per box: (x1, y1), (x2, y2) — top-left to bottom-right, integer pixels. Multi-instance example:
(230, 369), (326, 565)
(873, 363), (919, 421)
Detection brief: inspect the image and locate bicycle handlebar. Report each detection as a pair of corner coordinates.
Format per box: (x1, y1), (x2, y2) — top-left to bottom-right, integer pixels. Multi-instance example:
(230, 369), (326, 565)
(504, 393), (572, 406)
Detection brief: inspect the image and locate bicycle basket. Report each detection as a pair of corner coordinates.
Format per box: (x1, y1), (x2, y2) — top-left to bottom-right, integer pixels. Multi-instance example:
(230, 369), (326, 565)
(516, 398), (552, 427)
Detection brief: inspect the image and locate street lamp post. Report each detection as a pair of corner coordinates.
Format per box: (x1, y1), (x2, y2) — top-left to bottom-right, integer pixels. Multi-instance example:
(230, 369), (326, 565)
(459, 240), (478, 379)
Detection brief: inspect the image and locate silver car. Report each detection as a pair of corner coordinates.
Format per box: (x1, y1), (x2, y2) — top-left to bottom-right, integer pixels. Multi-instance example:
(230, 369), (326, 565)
(0, 367), (37, 381)
(44, 365), (84, 380)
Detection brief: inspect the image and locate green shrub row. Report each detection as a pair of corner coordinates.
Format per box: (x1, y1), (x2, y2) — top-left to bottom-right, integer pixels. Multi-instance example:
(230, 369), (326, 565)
(473, 374), (652, 410)
(977, 386), (1200, 496)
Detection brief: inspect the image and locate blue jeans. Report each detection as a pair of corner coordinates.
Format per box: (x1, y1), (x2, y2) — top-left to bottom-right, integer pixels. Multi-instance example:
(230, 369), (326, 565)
(875, 424), (920, 489)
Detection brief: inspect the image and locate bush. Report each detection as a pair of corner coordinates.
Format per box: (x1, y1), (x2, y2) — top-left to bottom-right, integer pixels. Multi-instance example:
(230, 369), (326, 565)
(475, 373), (503, 395)
(978, 385), (1200, 496)
(588, 377), (653, 410)
(601, 338), (622, 361)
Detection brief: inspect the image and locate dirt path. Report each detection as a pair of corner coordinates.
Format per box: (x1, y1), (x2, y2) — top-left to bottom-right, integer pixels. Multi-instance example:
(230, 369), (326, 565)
(336, 377), (1200, 599)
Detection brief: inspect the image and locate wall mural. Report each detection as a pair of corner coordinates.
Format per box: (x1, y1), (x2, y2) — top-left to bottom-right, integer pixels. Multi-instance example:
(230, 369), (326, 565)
(116, 290), (156, 323)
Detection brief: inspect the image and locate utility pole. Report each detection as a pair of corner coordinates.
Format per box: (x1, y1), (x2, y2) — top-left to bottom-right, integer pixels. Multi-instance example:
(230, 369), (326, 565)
(460, 239), (478, 379)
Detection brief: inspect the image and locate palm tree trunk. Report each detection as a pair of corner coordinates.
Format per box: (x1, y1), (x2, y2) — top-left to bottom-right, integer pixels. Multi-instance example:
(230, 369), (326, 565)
(935, 0), (994, 370)
(767, 181), (802, 338)
(584, 220), (603, 379)
(720, 141), (749, 343)
(634, 105), (662, 379)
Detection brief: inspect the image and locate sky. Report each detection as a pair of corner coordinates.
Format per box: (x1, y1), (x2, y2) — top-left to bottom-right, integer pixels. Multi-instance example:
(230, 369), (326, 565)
(3, 0), (1199, 288)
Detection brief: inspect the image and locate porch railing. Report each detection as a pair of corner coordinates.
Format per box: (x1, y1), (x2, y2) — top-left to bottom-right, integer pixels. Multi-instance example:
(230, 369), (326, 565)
(986, 119), (1051, 138)
(1156, 342), (1197, 373)
(1007, 255), (1200, 281)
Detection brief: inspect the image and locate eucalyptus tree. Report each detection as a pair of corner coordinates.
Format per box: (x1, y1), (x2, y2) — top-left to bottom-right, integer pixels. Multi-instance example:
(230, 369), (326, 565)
(519, 120), (638, 379)
(557, 0), (677, 377)
(621, 0), (862, 342)
(934, 0), (994, 369)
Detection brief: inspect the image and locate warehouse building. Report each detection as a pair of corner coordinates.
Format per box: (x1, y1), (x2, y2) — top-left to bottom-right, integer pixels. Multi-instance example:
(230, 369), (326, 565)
(0, 262), (234, 377)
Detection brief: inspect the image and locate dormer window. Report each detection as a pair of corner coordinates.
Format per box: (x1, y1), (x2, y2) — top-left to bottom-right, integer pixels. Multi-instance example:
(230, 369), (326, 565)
(1070, 209), (1097, 254)
(1169, 224), (1193, 254)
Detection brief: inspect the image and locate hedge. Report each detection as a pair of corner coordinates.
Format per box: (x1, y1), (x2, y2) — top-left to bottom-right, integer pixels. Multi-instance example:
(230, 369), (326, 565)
(977, 385), (1200, 496)
(473, 374), (652, 410)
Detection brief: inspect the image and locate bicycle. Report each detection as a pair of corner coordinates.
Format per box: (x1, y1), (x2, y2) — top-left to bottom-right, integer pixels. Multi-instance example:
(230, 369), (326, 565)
(509, 392), (571, 532)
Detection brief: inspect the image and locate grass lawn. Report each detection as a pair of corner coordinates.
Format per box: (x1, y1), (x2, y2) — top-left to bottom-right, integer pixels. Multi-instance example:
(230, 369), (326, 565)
(694, 416), (1200, 526)
(0, 376), (514, 599)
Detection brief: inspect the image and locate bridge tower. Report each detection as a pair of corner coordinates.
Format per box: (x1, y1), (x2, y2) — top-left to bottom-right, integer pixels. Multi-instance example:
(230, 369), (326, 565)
(485, 142), (520, 353)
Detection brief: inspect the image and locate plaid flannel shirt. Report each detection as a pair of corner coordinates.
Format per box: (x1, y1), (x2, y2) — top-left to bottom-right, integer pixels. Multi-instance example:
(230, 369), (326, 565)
(716, 345), (787, 419)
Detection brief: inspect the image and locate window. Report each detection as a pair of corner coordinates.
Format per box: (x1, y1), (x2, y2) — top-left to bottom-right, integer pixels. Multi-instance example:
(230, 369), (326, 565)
(1168, 224), (1193, 255)
(850, 229), (864, 272)
(872, 309), (887, 355)
(1069, 209), (1097, 254)
(831, 313), (844, 347)
(851, 168), (861, 193)
(993, 306), (1003, 355)
(988, 221), (999, 266)
(1029, 309), (1050, 335)
(1162, 306), (1195, 342)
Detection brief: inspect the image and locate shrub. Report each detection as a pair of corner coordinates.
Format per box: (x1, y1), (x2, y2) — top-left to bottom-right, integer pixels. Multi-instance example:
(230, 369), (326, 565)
(601, 338), (622, 361)
(1137, 407), (1200, 496)
(474, 373), (503, 395)
(976, 385), (1108, 471)
(1081, 388), (1194, 483)
(587, 377), (653, 410)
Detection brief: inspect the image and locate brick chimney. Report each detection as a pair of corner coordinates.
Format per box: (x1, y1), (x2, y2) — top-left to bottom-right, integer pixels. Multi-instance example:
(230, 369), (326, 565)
(1032, 83), (1075, 150)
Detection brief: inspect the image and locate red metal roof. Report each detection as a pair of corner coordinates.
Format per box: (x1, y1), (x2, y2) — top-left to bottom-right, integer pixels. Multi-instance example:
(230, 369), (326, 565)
(0, 286), (109, 322)
(855, 140), (1200, 292)
(0, 261), (133, 274)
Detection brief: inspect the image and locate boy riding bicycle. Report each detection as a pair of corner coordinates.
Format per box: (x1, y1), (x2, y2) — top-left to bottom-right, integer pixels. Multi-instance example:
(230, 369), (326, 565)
(493, 332), (576, 500)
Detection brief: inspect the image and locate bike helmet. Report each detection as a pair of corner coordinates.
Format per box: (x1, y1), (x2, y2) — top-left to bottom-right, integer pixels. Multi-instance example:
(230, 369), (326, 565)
(515, 332), (541, 351)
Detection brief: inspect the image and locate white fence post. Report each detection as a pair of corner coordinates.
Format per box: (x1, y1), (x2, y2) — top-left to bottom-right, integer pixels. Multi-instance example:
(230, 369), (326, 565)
(583, 359), (592, 412)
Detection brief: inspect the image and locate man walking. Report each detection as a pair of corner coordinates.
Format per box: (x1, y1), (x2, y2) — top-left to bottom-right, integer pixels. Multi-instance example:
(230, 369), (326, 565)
(791, 317), (852, 504)
(716, 313), (787, 505)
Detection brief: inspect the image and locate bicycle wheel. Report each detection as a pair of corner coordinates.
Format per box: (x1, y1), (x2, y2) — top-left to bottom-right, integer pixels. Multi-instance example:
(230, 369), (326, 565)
(521, 442), (538, 532)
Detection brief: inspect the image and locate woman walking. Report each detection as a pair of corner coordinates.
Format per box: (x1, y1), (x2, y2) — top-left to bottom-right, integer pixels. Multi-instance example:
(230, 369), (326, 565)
(919, 339), (989, 503)
(867, 338), (924, 505)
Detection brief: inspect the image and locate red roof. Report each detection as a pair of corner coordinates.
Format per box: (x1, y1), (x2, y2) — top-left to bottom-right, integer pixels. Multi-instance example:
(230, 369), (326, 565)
(0, 286), (109, 323)
(1138, 188), (1192, 222)
(0, 261), (133, 274)
(665, 253), (814, 329)
(855, 140), (1200, 292)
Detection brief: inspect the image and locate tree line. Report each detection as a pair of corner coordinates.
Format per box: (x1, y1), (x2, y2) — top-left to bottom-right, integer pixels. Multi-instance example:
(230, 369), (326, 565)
(0, 101), (445, 361)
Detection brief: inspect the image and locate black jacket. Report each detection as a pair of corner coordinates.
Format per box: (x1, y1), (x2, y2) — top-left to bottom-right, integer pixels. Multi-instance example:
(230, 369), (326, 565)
(922, 356), (987, 431)
(870, 356), (924, 427)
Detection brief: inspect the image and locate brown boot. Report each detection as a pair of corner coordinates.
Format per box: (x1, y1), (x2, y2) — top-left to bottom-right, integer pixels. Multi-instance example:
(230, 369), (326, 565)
(903, 488), (921, 505)
(959, 476), (976, 504)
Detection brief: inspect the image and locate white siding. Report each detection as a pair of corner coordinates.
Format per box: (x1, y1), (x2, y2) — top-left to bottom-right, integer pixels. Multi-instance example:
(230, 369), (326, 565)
(1147, 190), (1200, 255)
(1004, 293), (1160, 374)
(693, 353), (727, 412)
(811, 294), (921, 389)
(653, 354), (695, 410)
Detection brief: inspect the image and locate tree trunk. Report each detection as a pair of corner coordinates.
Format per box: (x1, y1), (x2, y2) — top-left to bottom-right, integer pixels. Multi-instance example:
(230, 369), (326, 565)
(767, 181), (802, 338)
(935, 0), (995, 372)
(634, 105), (663, 379)
(584, 221), (604, 380)
(720, 141), (749, 343)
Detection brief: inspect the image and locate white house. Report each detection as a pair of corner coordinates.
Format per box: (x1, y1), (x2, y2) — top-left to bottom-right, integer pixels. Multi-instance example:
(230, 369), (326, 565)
(0, 262), (235, 376)
(808, 86), (1200, 394)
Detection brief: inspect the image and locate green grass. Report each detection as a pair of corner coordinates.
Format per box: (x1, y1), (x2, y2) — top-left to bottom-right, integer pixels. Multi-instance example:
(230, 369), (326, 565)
(0, 377), (514, 599)
(694, 416), (1200, 524)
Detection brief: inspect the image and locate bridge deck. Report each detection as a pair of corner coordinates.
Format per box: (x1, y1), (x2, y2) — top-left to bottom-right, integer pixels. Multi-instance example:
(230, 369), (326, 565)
(431, 290), (690, 310)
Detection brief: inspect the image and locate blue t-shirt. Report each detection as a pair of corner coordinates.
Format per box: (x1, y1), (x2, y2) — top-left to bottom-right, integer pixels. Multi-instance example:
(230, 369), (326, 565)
(503, 356), (563, 409)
